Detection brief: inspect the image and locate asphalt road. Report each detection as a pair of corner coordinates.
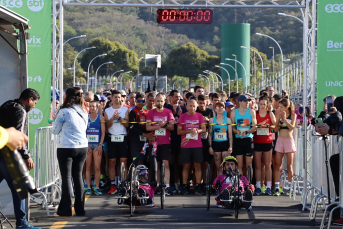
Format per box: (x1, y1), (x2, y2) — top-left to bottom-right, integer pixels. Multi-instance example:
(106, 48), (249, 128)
(8, 191), (339, 229)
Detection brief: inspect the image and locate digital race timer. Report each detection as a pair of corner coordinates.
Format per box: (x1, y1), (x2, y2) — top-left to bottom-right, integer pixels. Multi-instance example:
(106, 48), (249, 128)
(157, 9), (213, 24)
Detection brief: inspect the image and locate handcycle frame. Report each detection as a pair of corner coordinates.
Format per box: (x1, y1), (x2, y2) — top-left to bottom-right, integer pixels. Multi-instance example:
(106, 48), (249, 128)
(115, 162), (165, 216)
(206, 164), (253, 219)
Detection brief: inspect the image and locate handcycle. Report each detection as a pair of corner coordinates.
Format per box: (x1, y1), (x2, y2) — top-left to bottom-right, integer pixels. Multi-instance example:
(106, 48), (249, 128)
(115, 161), (166, 216)
(205, 164), (253, 219)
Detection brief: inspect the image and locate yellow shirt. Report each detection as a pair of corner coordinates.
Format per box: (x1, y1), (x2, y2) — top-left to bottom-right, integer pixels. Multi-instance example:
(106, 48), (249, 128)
(0, 126), (9, 149)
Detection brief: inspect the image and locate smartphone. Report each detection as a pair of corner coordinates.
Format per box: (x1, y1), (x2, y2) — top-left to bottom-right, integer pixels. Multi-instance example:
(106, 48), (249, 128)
(299, 106), (304, 114)
(315, 118), (323, 126)
(326, 97), (334, 112)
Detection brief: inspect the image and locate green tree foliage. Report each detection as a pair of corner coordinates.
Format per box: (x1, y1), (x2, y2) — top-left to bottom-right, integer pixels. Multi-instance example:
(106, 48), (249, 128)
(170, 76), (189, 91)
(62, 44), (86, 88)
(79, 37), (138, 77)
(162, 42), (219, 81)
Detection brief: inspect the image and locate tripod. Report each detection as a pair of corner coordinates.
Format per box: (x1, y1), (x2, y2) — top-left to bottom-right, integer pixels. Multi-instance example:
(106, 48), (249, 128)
(0, 202), (14, 229)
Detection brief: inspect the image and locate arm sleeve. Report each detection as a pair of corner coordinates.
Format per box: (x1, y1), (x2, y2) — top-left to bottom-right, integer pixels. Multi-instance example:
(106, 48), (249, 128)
(0, 126), (9, 150)
(129, 110), (144, 136)
(52, 111), (65, 135)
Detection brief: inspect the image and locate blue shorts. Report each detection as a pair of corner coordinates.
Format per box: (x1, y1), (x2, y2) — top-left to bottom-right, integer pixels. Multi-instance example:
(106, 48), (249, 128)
(89, 144), (99, 150)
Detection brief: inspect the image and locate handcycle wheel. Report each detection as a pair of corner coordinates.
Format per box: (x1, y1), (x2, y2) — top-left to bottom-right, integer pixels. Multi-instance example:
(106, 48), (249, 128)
(234, 199), (239, 219)
(160, 163), (165, 209)
(247, 165), (252, 184)
(121, 162), (126, 182)
(206, 164), (211, 211)
(130, 165), (136, 216)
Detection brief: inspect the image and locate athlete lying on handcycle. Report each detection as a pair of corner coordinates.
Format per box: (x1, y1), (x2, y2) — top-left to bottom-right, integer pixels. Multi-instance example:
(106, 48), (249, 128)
(212, 156), (254, 209)
(117, 142), (158, 207)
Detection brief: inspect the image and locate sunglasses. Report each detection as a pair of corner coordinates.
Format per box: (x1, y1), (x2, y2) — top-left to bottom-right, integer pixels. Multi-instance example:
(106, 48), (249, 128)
(140, 172), (148, 176)
(103, 93), (110, 96)
(137, 100), (145, 103)
(216, 106), (224, 109)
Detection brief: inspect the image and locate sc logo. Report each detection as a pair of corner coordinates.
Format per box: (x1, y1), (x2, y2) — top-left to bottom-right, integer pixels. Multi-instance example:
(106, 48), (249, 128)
(325, 4), (343, 13)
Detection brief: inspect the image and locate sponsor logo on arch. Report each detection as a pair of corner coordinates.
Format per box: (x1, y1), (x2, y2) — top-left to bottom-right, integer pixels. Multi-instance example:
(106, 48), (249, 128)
(325, 4), (343, 13)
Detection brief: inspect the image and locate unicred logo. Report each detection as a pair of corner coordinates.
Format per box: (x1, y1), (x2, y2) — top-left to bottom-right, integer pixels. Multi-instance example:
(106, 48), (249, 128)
(27, 0), (44, 12)
(325, 4), (343, 13)
(29, 108), (43, 125)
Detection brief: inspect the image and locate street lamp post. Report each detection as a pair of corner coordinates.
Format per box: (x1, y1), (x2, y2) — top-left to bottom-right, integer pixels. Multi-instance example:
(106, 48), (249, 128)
(173, 79), (182, 90)
(256, 32), (284, 89)
(73, 46), (96, 87)
(215, 65), (230, 94)
(241, 46), (269, 88)
(278, 12), (303, 23)
(95, 61), (113, 92)
(205, 70), (223, 92)
(87, 54), (107, 92)
(198, 74), (211, 92)
(120, 71), (132, 90)
(220, 63), (238, 92)
(225, 58), (249, 92)
(269, 47), (275, 73)
(203, 71), (216, 91)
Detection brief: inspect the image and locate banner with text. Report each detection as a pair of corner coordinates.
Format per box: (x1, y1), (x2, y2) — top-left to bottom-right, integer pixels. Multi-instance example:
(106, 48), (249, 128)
(317, 1), (343, 110)
(0, 0), (51, 158)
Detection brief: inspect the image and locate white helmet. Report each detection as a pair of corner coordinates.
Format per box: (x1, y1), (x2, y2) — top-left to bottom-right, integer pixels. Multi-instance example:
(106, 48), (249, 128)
(136, 165), (149, 173)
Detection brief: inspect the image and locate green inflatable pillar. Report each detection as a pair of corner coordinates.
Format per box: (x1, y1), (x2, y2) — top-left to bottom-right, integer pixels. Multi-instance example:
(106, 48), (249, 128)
(221, 23), (250, 88)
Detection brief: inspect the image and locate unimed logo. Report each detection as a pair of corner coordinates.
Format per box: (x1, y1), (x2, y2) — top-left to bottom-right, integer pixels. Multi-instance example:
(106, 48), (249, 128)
(326, 81), (343, 87)
(29, 108), (43, 125)
(325, 4), (343, 13)
(27, 0), (44, 12)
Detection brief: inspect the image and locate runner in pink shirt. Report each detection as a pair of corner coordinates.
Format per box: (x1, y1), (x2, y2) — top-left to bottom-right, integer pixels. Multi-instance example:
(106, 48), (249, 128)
(177, 99), (206, 195)
(146, 94), (175, 195)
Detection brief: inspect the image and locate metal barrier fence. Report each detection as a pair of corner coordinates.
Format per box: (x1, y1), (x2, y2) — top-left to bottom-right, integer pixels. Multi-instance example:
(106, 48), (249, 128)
(31, 126), (61, 216)
(247, 59), (303, 102)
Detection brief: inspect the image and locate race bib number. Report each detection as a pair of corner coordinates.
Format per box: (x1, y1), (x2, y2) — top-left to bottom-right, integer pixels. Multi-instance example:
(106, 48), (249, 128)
(214, 132), (227, 140)
(201, 132), (208, 139)
(186, 133), (198, 140)
(111, 135), (124, 142)
(257, 128), (269, 136)
(238, 127), (249, 135)
(87, 135), (99, 143)
(139, 135), (147, 142)
(155, 128), (166, 136)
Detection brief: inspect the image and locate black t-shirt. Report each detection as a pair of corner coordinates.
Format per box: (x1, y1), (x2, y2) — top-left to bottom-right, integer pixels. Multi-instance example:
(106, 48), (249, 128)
(129, 108), (150, 144)
(164, 104), (187, 142)
(196, 108), (214, 143)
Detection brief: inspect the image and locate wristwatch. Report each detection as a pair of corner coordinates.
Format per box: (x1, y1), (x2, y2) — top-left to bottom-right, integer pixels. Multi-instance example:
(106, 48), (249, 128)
(163, 123), (168, 128)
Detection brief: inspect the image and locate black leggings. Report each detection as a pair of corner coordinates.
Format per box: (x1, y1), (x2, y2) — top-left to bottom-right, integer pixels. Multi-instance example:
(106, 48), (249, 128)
(57, 147), (87, 216)
(330, 153), (339, 197)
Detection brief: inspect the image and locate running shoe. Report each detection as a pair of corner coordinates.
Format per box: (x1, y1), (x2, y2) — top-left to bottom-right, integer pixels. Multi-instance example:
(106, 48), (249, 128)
(279, 186), (284, 195)
(165, 187), (174, 196)
(194, 186), (204, 195)
(155, 186), (161, 195)
(180, 186), (188, 195)
(261, 185), (266, 194)
(274, 188), (280, 196)
(333, 218), (343, 226)
(254, 188), (261, 196)
(16, 223), (41, 229)
(93, 188), (103, 195)
(85, 188), (92, 195)
(265, 188), (272, 196)
(108, 186), (117, 194)
(84, 184), (88, 192)
(99, 179), (107, 191)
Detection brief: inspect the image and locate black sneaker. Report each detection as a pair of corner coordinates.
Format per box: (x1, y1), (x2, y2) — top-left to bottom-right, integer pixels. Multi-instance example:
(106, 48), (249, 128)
(165, 187), (173, 196)
(180, 186), (188, 195)
(194, 185), (204, 195)
(138, 188), (147, 197)
(155, 186), (161, 195)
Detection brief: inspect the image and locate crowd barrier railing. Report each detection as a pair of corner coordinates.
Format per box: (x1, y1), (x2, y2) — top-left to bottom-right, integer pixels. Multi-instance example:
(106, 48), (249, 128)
(31, 126), (61, 216)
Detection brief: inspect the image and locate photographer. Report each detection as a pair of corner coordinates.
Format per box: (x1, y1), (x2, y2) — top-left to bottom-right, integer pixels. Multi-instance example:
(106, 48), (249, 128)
(315, 96), (343, 225)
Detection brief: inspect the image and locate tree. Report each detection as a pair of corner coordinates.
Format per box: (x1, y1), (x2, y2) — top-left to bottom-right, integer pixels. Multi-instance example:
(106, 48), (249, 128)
(170, 76), (189, 91)
(62, 44), (85, 88)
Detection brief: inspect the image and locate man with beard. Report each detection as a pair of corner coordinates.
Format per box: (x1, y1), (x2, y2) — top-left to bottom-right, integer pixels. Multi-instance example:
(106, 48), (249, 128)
(0, 88), (40, 229)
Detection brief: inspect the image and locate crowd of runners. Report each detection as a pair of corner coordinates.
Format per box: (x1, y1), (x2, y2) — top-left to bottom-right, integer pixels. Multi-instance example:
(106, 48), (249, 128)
(51, 85), (301, 199)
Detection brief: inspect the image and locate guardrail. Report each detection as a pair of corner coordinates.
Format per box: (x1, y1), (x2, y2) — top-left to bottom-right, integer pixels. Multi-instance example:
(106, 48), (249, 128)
(31, 126), (61, 216)
(247, 59), (303, 102)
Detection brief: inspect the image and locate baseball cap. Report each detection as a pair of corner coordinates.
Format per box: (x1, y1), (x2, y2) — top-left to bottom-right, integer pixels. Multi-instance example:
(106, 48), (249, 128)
(119, 90), (127, 96)
(94, 94), (100, 101)
(225, 101), (234, 107)
(238, 94), (251, 102)
(100, 96), (107, 102)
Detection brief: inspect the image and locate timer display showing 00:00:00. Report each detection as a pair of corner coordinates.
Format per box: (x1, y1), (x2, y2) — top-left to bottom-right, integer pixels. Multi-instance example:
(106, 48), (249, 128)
(157, 9), (213, 24)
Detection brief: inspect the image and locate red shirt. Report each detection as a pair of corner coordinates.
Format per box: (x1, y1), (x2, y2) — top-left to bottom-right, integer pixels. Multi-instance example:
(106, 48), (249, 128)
(253, 111), (273, 144)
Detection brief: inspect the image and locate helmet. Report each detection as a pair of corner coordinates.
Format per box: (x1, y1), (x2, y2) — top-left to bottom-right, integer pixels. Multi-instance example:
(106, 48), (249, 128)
(136, 165), (149, 173)
(221, 156), (238, 166)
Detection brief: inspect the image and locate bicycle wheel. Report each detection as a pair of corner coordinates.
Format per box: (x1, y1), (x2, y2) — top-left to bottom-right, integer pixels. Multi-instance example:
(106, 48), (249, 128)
(121, 162), (126, 182)
(206, 164), (211, 211)
(234, 199), (239, 219)
(130, 165), (135, 216)
(161, 163), (165, 209)
(247, 165), (252, 184)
